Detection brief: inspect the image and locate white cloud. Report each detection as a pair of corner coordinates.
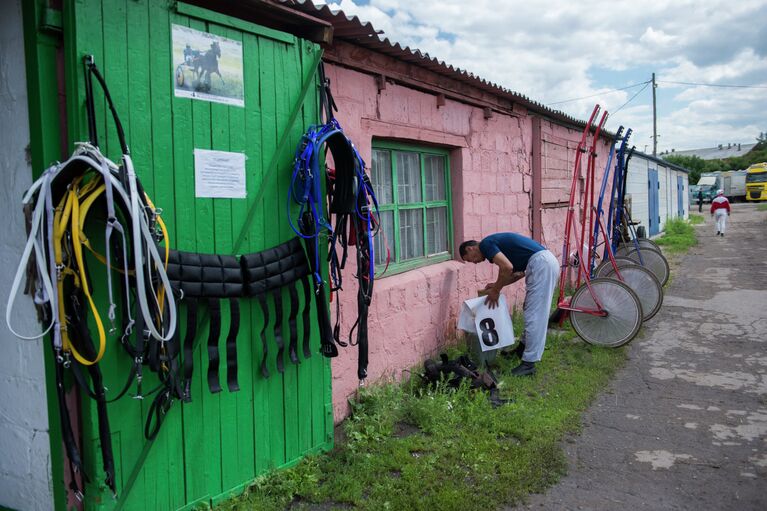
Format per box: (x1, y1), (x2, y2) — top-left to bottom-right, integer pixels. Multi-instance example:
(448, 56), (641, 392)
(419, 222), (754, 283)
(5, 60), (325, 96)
(319, 0), (767, 150)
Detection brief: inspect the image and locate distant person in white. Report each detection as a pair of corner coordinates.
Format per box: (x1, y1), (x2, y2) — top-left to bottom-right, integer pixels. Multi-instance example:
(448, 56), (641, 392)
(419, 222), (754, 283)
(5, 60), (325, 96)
(710, 189), (731, 237)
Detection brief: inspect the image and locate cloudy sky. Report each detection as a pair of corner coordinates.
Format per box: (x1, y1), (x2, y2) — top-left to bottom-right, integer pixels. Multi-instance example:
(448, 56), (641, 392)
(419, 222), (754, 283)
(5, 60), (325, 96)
(319, 0), (767, 153)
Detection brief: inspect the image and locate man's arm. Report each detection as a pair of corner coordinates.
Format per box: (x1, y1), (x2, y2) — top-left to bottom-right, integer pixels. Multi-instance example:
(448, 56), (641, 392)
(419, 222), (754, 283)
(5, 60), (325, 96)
(484, 252), (524, 308)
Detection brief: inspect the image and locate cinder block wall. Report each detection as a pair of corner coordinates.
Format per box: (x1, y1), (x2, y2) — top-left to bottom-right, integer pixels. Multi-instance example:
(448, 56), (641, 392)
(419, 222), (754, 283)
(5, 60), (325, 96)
(0, 1), (54, 510)
(323, 56), (610, 421)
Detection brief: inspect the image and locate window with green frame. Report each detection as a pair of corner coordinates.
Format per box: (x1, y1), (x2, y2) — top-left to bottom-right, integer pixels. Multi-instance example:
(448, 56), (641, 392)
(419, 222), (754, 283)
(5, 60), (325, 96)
(371, 142), (453, 273)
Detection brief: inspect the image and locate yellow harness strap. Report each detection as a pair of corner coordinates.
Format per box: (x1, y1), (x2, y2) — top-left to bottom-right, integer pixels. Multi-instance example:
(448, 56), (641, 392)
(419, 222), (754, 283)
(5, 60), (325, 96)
(53, 177), (107, 366)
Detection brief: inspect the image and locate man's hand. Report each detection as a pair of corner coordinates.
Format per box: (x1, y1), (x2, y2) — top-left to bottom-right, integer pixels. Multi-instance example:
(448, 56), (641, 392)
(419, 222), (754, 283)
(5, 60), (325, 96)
(484, 286), (500, 309)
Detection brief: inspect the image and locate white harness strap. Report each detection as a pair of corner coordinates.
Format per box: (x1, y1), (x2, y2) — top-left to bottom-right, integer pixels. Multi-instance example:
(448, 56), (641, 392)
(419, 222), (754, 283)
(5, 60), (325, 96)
(6, 171), (57, 342)
(6, 145), (177, 345)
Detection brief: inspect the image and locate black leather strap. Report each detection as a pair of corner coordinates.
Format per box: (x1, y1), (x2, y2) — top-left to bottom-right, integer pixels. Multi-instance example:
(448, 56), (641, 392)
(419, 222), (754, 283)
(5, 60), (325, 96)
(287, 283), (300, 365)
(206, 298), (222, 393)
(55, 359), (88, 491)
(257, 293), (270, 379)
(182, 299), (198, 402)
(226, 298), (240, 392)
(299, 213), (337, 357)
(272, 288), (285, 374)
(66, 287), (116, 493)
(300, 276), (312, 358)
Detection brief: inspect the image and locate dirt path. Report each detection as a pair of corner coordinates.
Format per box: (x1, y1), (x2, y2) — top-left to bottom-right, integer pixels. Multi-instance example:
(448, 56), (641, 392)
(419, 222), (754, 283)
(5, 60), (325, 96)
(516, 203), (767, 510)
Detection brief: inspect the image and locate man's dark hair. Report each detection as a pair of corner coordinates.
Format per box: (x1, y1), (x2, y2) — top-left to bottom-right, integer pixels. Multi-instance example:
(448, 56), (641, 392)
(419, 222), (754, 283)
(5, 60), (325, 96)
(459, 240), (478, 258)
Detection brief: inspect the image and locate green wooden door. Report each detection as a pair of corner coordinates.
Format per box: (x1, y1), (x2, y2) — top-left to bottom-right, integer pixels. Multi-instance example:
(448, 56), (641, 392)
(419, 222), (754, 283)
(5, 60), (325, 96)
(60, 1), (333, 509)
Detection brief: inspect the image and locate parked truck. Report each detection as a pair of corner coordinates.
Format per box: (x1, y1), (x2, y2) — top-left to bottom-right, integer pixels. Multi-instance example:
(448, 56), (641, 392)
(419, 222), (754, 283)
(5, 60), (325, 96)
(696, 172), (722, 202)
(721, 170), (747, 201)
(746, 162), (767, 201)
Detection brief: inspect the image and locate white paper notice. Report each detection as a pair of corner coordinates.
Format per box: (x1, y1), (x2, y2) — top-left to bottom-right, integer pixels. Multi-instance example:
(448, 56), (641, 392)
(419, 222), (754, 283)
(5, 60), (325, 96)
(457, 295), (515, 352)
(194, 149), (246, 199)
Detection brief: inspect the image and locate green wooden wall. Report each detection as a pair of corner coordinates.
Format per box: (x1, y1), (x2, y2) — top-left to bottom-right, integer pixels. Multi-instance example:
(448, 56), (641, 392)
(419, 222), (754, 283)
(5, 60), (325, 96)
(47, 1), (333, 509)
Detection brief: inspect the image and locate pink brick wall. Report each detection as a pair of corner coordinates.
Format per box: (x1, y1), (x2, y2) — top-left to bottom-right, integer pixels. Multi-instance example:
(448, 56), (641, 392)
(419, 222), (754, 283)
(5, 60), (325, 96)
(324, 62), (610, 421)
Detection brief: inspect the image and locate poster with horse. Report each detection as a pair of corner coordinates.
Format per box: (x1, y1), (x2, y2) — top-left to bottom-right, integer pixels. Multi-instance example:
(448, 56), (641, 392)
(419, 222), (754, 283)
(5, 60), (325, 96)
(172, 24), (244, 107)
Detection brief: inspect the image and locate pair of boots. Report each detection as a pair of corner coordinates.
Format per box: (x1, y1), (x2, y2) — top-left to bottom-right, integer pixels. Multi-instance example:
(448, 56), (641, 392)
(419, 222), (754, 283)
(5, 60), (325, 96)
(504, 342), (536, 376)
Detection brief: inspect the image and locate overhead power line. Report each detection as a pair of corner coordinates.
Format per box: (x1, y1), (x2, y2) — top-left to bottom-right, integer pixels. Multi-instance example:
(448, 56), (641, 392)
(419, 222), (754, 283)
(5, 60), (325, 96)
(612, 80), (652, 115)
(546, 80), (651, 106)
(658, 80), (767, 89)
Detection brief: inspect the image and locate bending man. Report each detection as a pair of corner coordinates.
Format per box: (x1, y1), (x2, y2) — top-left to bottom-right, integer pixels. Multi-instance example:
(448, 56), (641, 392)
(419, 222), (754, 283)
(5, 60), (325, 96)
(460, 233), (559, 376)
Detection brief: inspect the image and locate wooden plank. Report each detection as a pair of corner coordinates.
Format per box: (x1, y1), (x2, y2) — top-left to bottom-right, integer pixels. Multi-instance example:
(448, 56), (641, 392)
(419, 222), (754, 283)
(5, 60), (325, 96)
(293, 39), (316, 455)
(124, 3), (164, 509)
(145, 0), (187, 509)
(259, 36), (287, 469)
(224, 26), (257, 489)
(244, 33), (272, 478)
(188, 15), (223, 502)
(101, 0), (129, 162)
(169, 12), (210, 507)
(70, 1), (107, 506)
(206, 20), (237, 500)
(278, 39), (301, 464)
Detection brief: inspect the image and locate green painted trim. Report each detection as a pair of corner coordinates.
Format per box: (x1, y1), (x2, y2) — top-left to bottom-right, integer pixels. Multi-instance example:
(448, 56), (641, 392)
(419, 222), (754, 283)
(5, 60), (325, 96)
(372, 141), (453, 275)
(381, 253), (453, 277)
(20, 1), (67, 510)
(176, 2), (295, 44)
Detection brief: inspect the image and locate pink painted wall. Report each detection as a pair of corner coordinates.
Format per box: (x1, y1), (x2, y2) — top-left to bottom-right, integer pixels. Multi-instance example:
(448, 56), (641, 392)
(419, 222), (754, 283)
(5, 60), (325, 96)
(323, 62), (611, 422)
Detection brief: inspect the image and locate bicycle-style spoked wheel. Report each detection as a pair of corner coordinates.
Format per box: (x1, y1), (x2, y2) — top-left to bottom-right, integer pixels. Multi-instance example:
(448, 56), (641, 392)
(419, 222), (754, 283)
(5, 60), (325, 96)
(617, 238), (659, 254)
(569, 278), (643, 347)
(604, 265), (663, 321)
(625, 247), (670, 286)
(593, 256), (636, 278)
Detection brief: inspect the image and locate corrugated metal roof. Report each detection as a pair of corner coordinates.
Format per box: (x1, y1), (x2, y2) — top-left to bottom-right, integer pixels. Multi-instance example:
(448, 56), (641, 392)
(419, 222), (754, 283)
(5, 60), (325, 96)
(278, 0), (595, 130)
(663, 143), (757, 161)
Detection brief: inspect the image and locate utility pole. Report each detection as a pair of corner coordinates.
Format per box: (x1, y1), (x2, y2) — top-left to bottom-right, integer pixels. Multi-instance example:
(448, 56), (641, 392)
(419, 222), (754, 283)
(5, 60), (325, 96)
(652, 72), (657, 157)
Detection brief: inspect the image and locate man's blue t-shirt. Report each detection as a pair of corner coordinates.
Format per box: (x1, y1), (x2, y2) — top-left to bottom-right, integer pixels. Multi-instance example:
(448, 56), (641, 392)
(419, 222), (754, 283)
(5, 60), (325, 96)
(479, 233), (545, 271)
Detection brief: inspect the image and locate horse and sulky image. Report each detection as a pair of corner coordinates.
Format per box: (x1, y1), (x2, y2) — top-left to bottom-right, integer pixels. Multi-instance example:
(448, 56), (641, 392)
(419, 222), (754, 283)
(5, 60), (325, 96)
(172, 24), (244, 106)
(176, 40), (224, 92)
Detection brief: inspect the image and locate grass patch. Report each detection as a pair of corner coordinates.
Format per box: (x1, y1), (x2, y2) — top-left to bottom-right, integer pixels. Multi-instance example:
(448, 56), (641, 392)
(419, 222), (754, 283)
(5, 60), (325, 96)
(217, 325), (627, 511)
(655, 217), (698, 253)
(757, 203), (767, 212)
(687, 214), (704, 225)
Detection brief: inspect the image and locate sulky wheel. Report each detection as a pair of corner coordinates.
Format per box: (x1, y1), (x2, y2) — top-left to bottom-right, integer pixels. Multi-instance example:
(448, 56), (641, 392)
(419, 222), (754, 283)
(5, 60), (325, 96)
(625, 247), (670, 286)
(617, 238), (660, 254)
(635, 238), (660, 251)
(593, 256), (636, 278)
(604, 264), (663, 321)
(175, 65), (185, 87)
(569, 278), (643, 348)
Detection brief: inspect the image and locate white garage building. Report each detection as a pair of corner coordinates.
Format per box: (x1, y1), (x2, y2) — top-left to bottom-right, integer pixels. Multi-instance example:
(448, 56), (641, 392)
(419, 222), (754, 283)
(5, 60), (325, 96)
(625, 151), (690, 237)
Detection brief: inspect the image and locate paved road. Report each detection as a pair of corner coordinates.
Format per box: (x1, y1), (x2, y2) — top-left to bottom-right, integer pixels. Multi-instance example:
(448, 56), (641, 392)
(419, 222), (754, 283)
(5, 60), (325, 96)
(517, 203), (767, 510)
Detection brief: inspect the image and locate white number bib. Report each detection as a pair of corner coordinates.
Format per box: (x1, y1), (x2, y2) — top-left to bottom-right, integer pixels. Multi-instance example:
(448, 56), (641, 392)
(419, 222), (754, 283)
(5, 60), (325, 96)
(457, 295), (516, 352)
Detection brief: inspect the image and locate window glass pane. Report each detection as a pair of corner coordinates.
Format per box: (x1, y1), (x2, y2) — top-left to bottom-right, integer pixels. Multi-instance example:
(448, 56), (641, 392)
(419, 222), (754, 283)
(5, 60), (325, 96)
(396, 152), (422, 204)
(371, 149), (393, 205)
(373, 210), (394, 267)
(399, 208), (424, 260)
(424, 155), (446, 201)
(426, 207), (448, 255)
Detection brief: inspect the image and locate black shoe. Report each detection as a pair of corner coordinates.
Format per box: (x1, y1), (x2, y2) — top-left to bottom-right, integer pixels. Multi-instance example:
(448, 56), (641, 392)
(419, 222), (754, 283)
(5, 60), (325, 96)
(721, 233), (724, 237)
(716, 231), (720, 235)
(511, 360), (536, 377)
